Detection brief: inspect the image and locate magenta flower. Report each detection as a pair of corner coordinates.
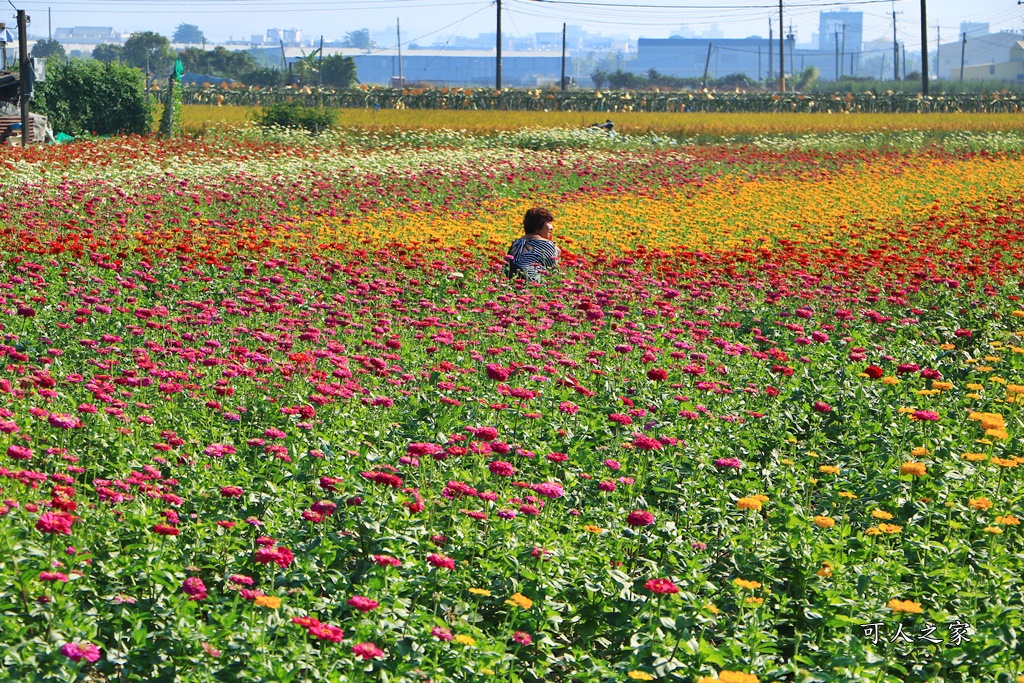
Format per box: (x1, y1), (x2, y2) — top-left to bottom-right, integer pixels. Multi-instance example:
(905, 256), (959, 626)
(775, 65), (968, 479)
(60, 642), (101, 663)
(626, 510), (655, 527)
(488, 460), (515, 477)
(36, 512), (75, 535)
(911, 410), (940, 421)
(426, 553), (455, 570)
(352, 642), (385, 660)
(431, 626), (454, 641)
(644, 578), (680, 595)
(714, 458), (743, 470)
(513, 631), (533, 645)
(182, 577), (208, 601)
(347, 595), (379, 613)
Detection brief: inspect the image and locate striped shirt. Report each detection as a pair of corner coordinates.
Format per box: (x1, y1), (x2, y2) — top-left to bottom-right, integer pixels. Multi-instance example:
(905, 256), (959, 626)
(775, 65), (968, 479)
(506, 236), (559, 282)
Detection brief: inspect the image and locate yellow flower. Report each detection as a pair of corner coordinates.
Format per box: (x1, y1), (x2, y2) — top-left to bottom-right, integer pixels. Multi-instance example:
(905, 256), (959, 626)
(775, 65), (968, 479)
(966, 393), (983, 399)
(454, 634), (476, 646)
(915, 389), (939, 396)
(964, 358), (979, 364)
(813, 516), (835, 528)
(1011, 311), (1024, 318)
(469, 588), (491, 597)
(878, 523), (902, 534)
(996, 515), (1020, 525)
(991, 457), (1018, 468)
(780, 458), (794, 466)
(838, 491), (857, 499)
(1007, 384), (1024, 395)
(479, 668), (495, 675)
(967, 383), (984, 391)
(818, 465), (840, 475)
(977, 366), (995, 372)
(736, 497), (762, 511)
(900, 462), (927, 477)
(963, 452), (987, 462)
(752, 494), (769, 503)
(505, 593), (532, 609)
(254, 595), (281, 609)
(628, 672), (655, 681)
(986, 429), (1010, 440)
(939, 343), (956, 350)
(990, 377), (1008, 385)
(744, 596), (764, 606)
(887, 598), (923, 613)
(910, 447), (930, 457)
(703, 603), (719, 615)
(969, 497), (994, 510)
(931, 381), (953, 390)
(871, 510), (893, 520)
(733, 578), (761, 590)
(865, 526), (882, 536)
(984, 526), (1004, 534)
(881, 376), (901, 385)
(816, 561), (833, 578)
(582, 524), (604, 534)
(984, 356), (1002, 362)
(718, 672), (760, 683)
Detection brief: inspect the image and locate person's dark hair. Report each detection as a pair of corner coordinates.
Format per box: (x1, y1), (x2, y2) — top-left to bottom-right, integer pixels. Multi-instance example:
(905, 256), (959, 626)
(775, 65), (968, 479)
(523, 207), (554, 235)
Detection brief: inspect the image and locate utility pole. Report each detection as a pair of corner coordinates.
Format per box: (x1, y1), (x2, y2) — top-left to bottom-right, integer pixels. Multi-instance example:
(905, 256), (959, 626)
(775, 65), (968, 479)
(495, 0), (502, 90)
(396, 19), (403, 85)
(788, 24), (795, 79)
(834, 28), (840, 80)
(701, 42), (712, 89)
(17, 9), (28, 148)
(560, 22), (566, 91)
(841, 24), (846, 78)
(920, 0), (929, 95)
(279, 39), (287, 71)
(47, 6), (51, 41)
(902, 43), (906, 80)
(778, 0), (785, 91)
(317, 35), (323, 89)
(768, 20), (773, 85)
(892, 7), (900, 80)
(959, 32), (966, 81)
(757, 45), (761, 81)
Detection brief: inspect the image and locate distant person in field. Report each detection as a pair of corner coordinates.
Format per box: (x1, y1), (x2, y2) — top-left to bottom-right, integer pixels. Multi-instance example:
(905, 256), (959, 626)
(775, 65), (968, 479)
(505, 207), (560, 283)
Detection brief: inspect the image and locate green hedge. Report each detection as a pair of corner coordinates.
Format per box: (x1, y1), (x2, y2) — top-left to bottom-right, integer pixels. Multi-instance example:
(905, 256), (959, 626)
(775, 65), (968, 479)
(34, 59), (153, 136)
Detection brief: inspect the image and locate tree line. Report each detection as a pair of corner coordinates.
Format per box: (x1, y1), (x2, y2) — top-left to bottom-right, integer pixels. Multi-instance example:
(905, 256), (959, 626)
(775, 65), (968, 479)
(28, 24), (359, 89)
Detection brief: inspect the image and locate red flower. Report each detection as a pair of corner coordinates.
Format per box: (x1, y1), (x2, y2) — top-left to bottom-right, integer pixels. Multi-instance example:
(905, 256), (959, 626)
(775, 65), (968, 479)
(864, 365), (884, 379)
(426, 553), (455, 570)
(36, 512), (75, 535)
(626, 510), (655, 527)
(812, 401), (831, 414)
(646, 368), (668, 381)
(645, 577), (679, 594)
(352, 642), (385, 660)
(347, 595), (379, 612)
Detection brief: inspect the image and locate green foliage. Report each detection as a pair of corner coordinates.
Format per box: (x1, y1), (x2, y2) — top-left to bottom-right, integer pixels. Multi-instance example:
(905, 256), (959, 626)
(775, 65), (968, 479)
(31, 38), (66, 61)
(122, 31), (174, 77)
(172, 23), (205, 45)
(795, 65), (820, 92)
(239, 67), (283, 88)
(178, 46), (255, 80)
(33, 59), (153, 136)
(160, 73), (183, 139)
(253, 101), (335, 133)
(342, 29), (373, 50)
(291, 53), (357, 89)
(91, 44), (123, 64)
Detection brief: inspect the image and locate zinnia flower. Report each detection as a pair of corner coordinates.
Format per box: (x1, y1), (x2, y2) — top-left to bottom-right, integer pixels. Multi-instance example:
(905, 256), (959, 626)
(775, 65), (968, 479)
(60, 642), (101, 663)
(352, 642), (385, 660)
(626, 510), (655, 527)
(644, 578), (679, 594)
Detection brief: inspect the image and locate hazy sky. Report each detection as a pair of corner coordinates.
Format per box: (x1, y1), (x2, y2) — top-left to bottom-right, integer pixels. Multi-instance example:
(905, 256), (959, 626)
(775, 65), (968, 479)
(9, 0), (1020, 50)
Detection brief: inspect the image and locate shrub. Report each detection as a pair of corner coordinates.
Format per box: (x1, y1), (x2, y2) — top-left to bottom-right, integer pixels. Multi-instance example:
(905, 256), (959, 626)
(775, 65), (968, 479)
(33, 59), (153, 136)
(253, 102), (335, 134)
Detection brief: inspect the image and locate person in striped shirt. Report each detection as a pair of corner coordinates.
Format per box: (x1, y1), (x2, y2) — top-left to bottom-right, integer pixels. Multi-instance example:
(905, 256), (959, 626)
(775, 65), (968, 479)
(505, 207), (560, 283)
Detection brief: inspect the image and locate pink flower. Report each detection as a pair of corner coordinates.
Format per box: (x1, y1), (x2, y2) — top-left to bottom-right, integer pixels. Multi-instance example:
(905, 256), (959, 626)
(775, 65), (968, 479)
(48, 414), (81, 429)
(60, 642), (101, 663)
(558, 401), (579, 415)
(352, 642), (385, 660)
(714, 458), (742, 469)
(488, 460), (515, 477)
(182, 577), (208, 601)
(645, 578), (679, 595)
(632, 435), (662, 451)
(39, 571), (69, 583)
(431, 626), (454, 641)
(426, 553), (455, 570)
(7, 444), (33, 460)
(812, 401), (831, 414)
(220, 486), (244, 498)
(347, 595), (379, 613)
(532, 481), (564, 499)
(309, 623), (345, 642)
(911, 410), (940, 421)
(36, 512), (75, 535)
(604, 459), (621, 471)
(626, 510), (655, 527)
(372, 554), (401, 567)
(513, 631), (532, 646)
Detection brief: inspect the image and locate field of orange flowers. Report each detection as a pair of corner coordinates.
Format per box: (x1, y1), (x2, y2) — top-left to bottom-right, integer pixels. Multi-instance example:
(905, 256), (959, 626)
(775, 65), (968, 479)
(1, 127), (1023, 683)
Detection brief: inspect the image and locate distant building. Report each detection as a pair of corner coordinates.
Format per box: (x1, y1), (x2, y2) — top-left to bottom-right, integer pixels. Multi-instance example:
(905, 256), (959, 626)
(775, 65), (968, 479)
(940, 30), (1024, 80)
(957, 39), (1024, 81)
(265, 28), (302, 47)
(53, 26), (119, 44)
(818, 10), (863, 73)
(961, 23), (990, 38)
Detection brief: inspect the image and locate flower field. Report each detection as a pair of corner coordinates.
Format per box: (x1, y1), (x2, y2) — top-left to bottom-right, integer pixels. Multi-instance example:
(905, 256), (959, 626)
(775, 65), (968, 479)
(2, 127), (1024, 683)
